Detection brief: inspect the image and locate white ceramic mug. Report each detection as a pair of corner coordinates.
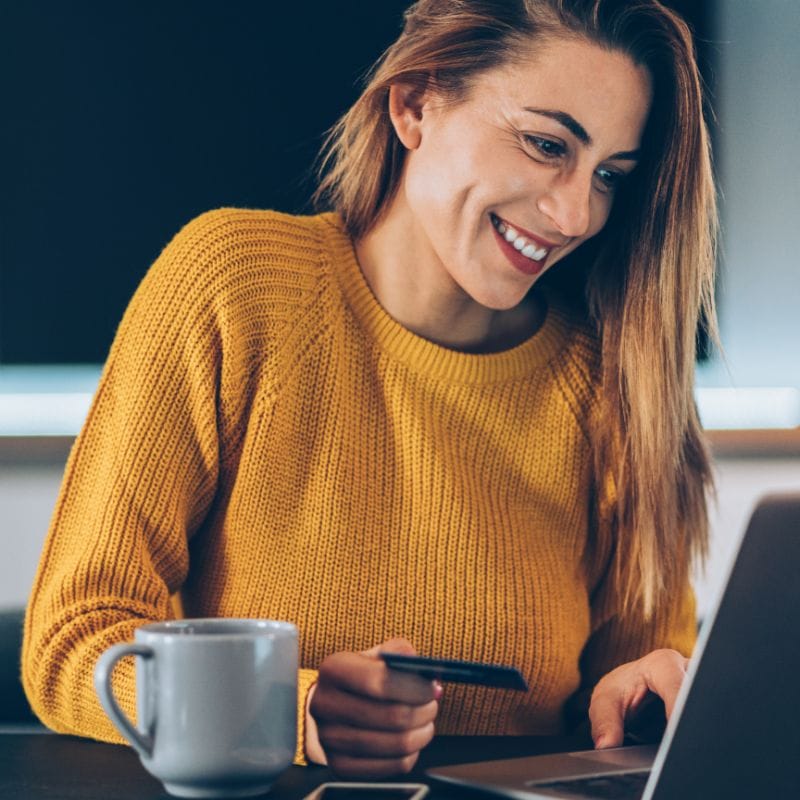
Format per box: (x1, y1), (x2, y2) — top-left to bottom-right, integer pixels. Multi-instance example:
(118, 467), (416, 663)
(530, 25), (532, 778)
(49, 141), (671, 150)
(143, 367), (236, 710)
(94, 618), (298, 798)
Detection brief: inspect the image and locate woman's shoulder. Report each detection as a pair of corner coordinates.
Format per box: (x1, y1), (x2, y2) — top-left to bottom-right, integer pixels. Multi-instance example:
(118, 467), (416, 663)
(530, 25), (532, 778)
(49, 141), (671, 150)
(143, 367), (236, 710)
(175, 205), (332, 237)
(161, 207), (336, 278)
(116, 208), (346, 369)
(138, 207), (344, 320)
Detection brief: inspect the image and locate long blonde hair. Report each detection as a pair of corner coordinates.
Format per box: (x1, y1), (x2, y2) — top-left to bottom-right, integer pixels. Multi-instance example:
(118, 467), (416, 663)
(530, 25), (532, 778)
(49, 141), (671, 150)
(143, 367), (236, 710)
(314, 0), (717, 617)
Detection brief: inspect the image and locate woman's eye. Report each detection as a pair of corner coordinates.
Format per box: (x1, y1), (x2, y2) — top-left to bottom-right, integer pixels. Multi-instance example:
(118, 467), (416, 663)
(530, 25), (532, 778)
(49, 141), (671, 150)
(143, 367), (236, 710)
(524, 135), (566, 159)
(594, 167), (625, 193)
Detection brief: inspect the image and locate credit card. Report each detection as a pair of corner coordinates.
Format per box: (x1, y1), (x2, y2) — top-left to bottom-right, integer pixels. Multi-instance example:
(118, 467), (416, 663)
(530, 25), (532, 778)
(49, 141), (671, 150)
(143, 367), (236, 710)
(380, 652), (529, 691)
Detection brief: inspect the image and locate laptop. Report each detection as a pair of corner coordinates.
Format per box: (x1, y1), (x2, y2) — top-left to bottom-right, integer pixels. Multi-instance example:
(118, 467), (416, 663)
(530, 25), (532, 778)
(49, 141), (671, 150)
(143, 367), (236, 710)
(428, 492), (800, 798)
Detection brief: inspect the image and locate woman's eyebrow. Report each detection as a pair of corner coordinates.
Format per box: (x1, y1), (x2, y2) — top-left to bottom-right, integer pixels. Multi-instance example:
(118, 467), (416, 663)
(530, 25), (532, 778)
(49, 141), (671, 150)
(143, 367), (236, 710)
(524, 107), (591, 144)
(523, 107), (640, 161)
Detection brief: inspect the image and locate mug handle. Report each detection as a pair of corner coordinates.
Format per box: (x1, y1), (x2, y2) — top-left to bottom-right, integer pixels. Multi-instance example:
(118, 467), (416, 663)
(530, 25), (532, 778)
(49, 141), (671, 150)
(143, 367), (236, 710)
(94, 642), (155, 758)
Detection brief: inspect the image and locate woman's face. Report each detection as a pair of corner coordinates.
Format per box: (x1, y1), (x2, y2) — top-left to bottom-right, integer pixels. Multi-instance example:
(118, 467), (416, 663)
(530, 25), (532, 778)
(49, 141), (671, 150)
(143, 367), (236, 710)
(398, 36), (653, 311)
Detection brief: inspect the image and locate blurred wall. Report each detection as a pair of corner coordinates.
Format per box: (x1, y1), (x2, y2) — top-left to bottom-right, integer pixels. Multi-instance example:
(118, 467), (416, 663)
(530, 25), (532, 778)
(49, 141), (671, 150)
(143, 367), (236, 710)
(0, 461), (65, 609)
(710, 0), (800, 388)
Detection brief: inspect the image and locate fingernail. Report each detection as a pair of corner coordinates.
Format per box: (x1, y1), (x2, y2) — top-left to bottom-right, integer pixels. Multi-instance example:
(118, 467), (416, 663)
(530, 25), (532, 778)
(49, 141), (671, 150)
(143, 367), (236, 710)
(433, 680), (444, 700)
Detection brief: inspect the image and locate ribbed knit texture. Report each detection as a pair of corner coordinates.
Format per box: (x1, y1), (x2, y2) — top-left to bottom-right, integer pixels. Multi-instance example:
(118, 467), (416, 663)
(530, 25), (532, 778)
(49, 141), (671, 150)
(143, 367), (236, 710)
(22, 208), (696, 763)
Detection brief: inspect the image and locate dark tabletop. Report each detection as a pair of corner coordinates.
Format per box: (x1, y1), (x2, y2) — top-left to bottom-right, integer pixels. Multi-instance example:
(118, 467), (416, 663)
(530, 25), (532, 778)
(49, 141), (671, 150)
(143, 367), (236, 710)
(0, 729), (593, 800)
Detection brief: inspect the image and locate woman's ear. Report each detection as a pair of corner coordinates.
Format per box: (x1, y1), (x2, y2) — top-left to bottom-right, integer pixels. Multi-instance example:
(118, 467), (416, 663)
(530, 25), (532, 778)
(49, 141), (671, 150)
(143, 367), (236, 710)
(388, 81), (429, 150)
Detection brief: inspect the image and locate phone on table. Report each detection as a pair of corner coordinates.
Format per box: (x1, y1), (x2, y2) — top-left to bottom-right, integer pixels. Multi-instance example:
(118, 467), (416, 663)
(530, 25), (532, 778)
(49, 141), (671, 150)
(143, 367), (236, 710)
(302, 782), (429, 799)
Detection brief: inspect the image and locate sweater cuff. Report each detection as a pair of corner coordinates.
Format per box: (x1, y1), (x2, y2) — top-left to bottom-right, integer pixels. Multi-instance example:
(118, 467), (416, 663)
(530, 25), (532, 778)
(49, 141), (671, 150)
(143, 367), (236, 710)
(294, 667), (319, 766)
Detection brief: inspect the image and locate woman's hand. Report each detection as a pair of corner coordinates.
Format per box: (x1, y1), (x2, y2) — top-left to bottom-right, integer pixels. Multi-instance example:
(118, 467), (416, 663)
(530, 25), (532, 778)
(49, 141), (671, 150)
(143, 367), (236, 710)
(589, 648), (690, 749)
(306, 638), (441, 777)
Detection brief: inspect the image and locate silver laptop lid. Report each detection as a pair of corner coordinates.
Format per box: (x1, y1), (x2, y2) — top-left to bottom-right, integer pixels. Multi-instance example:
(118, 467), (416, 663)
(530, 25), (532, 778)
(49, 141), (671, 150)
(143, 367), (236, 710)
(646, 491), (800, 798)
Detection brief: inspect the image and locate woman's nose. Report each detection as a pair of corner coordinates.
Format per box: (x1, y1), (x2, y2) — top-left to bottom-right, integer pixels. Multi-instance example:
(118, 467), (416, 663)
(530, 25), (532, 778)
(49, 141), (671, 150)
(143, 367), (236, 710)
(536, 170), (593, 239)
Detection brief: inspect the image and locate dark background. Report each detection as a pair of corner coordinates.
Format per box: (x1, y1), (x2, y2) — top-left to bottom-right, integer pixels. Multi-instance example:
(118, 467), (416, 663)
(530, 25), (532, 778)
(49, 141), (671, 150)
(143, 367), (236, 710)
(0, 1), (714, 364)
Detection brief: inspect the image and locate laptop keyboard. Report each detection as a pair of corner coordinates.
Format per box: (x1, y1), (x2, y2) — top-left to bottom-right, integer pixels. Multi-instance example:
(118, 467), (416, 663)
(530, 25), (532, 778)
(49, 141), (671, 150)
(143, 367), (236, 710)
(530, 769), (650, 799)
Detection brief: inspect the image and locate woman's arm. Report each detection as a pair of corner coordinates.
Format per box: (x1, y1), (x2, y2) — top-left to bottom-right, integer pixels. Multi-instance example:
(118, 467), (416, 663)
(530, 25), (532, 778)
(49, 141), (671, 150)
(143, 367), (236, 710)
(21, 214), (222, 742)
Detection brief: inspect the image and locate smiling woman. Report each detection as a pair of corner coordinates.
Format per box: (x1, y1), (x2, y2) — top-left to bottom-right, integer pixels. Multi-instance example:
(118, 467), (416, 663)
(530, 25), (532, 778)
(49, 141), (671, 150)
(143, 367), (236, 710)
(22, 0), (717, 783)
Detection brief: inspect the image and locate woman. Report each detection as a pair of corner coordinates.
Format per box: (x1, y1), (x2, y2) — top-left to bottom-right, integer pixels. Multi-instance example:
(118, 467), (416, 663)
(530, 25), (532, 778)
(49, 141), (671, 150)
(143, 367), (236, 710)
(22, 0), (717, 780)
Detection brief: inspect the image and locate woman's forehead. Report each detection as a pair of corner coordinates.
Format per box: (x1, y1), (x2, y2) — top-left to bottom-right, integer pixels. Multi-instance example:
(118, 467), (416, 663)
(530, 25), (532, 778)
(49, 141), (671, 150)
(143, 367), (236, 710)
(450, 39), (651, 143)
(484, 37), (648, 99)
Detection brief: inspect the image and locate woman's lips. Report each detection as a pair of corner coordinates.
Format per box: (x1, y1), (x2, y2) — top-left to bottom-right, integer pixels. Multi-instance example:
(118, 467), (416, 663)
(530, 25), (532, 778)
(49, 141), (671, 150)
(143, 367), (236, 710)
(490, 213), (558, 276)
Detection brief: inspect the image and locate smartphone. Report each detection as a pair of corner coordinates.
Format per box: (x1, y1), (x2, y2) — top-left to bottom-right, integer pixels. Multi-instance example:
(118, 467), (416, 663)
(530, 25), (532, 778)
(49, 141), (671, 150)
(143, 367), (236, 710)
(302, 782), (429, 800)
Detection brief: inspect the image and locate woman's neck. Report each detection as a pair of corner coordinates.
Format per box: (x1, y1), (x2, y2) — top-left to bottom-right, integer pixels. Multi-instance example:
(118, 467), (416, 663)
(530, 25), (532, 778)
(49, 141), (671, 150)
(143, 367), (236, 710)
(353, 203), (544, 354)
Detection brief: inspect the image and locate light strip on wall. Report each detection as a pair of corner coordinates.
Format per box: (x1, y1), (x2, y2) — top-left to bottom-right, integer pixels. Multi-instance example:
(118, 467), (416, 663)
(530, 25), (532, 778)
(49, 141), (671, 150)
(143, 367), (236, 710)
(695, 387), (800, 430)
(0, 393), (96, 436)
(1, 385), (798, 436)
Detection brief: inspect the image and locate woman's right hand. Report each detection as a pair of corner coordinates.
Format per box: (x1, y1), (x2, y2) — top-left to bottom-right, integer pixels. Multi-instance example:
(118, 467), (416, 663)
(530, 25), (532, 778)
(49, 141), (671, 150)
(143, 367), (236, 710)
(306, 638), (441, 777)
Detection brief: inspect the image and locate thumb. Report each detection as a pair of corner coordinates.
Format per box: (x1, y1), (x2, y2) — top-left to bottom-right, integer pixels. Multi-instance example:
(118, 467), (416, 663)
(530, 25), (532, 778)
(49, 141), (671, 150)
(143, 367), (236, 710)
(362, 637), (417, 658)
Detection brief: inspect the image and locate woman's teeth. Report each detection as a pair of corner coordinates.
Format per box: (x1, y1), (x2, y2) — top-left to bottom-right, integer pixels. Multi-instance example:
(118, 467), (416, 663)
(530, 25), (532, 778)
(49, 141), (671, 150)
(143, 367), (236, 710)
(491, 215), (549, 262)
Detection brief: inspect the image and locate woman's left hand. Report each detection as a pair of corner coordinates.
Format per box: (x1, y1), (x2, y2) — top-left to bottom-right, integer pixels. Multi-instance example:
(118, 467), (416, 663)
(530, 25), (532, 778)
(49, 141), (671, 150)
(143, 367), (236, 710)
(588, 648), (690, 749)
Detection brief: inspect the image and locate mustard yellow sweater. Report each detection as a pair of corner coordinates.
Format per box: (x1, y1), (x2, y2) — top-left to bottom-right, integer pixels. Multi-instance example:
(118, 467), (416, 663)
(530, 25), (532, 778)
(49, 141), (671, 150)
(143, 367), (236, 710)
(22, 209), (695, 760)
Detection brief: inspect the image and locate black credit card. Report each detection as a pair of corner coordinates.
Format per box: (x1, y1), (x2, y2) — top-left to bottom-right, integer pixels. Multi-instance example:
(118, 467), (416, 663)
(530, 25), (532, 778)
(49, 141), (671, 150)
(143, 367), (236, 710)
(380, 652), (529, 691)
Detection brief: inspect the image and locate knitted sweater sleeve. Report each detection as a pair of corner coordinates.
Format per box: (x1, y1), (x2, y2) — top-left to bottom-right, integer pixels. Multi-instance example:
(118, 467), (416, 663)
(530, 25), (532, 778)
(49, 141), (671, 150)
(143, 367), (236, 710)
(21, 212), (224, 743)
(22, 210), (322, 763)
